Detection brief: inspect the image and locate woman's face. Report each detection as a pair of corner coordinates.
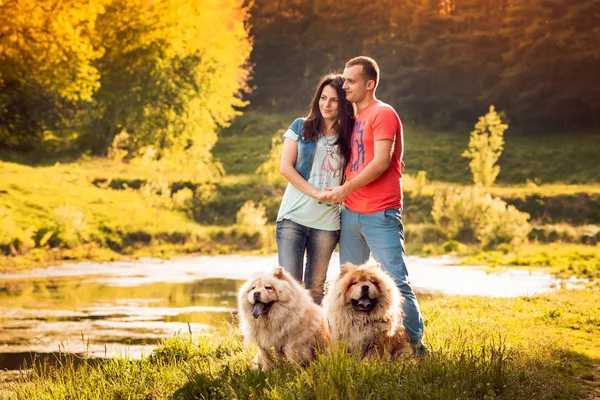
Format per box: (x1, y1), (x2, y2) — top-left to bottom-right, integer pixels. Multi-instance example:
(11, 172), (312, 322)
(319, 84), (339, 123)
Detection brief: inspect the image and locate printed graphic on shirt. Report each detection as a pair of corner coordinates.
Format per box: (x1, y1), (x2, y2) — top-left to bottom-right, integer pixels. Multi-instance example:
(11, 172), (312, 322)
(350, 121), (366, 172)
(304, 135), (343, 192)
(318, 138), (342, 189)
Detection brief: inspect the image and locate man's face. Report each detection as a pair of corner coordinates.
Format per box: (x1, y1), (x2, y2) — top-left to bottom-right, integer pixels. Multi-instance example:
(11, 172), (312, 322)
(342, 65), (368, 104)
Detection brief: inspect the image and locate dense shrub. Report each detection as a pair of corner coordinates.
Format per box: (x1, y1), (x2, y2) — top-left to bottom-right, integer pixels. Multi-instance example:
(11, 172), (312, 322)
(256, 130), (286, 187)
(432, 187), (531, 248)
(52, 205), (90, 248)
(0, 207), (36, 255)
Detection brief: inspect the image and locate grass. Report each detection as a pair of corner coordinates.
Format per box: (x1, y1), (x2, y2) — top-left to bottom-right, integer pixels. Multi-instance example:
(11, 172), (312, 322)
(212, 110), (298, 176)
(1, 108), (599, 276)
(212, 110), (600, 184)
(460, 243), (600, 281)
(4, 288), (599, 399)
(2, 109), (600, 398)
(0, 161), (275, 271)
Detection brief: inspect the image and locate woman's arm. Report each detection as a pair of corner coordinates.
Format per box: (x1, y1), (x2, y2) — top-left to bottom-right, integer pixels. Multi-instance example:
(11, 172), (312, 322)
(279, 138), (329, 201)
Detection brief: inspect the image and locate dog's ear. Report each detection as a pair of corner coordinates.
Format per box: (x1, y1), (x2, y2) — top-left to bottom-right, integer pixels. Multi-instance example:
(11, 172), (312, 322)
(339, 262), (357, 277)
(274, 266), (285, 279)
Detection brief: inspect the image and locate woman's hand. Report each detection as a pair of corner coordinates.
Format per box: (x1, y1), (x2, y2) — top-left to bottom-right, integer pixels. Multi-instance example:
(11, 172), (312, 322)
(313, 190), (330, 201)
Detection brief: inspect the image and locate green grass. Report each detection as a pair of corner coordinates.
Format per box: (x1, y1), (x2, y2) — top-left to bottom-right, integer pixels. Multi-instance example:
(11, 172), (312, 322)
(0, 161), (275, 271)
(459, 243), (600, 281)
(213, 110), (600, 184)
(2, 109), (599, 276)
(5, 288), (599, 399)
(213, 110), (298, 176)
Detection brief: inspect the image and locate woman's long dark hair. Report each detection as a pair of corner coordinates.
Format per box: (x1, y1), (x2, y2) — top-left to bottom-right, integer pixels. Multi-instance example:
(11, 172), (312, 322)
(303, 73), (354, 162)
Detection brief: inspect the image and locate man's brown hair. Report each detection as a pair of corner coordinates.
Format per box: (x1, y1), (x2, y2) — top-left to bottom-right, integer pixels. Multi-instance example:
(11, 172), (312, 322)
(345, 56), (379, 88)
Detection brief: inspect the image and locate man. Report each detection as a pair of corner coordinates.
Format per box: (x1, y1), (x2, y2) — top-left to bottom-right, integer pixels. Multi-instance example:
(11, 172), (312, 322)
(327, 56), (427, 355)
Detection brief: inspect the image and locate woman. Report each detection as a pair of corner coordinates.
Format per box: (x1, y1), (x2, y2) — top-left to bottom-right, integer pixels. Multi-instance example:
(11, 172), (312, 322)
(276, 73), (354, 305)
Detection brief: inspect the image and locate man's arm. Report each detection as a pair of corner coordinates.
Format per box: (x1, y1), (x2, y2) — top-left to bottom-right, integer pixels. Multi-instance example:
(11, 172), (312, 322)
(327, 138), (394, 203)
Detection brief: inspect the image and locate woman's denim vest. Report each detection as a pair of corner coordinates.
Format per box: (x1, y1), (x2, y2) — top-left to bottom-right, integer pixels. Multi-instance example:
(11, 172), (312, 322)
(289, 118), (316, 180)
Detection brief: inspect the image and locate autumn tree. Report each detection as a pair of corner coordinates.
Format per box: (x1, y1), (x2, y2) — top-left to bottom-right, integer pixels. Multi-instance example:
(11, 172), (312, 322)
(88, 0), (252, 173)
(0, 0), (253, 164)
(0, 0), (105, 149)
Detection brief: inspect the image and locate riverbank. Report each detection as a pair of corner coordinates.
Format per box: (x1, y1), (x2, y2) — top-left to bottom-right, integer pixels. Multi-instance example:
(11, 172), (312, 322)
(2, 110), (599, 280)
(4, 286), (599, 399)
(2, 159), (599, 280)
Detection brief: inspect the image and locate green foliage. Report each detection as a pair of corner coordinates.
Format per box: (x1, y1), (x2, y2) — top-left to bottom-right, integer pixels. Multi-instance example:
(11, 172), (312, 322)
(236, 200), (268, 232)
(248, 0), (600, 129)
(432, 187), (531, 248)
(213, 110), (299, 176)
(463, 243), (600, 281)
(462, 106), (507, 187)
(256, 130), (286, 187)
(0, 161), (271, 270)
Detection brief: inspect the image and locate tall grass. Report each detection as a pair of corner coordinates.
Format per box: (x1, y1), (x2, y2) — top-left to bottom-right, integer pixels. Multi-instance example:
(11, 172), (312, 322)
(6, 288), (599, 399)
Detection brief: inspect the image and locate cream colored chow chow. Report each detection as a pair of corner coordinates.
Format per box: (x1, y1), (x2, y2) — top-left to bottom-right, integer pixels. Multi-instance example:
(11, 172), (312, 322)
(323, 261), (409, 359)
(238, 267), (330, 370)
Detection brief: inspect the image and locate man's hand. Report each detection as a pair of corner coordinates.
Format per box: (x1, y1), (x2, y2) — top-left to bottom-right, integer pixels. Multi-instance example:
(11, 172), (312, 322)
(325, 183), (352, 203)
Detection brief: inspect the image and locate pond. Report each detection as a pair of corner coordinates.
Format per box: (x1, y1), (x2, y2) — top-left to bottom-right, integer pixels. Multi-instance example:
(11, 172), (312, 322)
(0, 254), (571, 380)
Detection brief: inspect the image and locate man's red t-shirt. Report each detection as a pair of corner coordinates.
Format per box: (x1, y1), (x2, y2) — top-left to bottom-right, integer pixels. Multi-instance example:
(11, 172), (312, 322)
(344, 100), (404, 214)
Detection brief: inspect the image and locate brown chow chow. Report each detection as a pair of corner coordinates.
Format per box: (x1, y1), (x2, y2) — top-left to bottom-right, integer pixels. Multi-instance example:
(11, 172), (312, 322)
(237, 267), (330, 370)
(323, 261), (409, 359)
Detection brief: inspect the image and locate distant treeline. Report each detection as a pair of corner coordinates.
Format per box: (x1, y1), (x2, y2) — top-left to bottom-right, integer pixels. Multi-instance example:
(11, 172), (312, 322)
(247, 0), (600, 130)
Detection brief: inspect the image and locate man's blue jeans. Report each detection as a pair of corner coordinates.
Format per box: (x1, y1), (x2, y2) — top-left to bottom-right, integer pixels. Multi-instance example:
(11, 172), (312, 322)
(276, 219), (339, 305)
(339, 205), (426, 354)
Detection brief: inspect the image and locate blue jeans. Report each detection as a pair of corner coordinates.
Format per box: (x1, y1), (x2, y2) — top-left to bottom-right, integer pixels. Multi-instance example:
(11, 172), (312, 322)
(276, 219), (339, 305)
(339, 206), (426, 354)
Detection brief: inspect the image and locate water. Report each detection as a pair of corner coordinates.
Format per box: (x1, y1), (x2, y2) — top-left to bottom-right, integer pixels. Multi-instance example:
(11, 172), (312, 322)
(0, 254), (570, 379)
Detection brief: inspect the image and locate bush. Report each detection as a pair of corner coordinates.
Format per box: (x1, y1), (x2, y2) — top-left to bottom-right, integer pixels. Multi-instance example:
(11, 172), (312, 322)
(52, 205), (90, 248)
(440, 240), (466, 254)
(236, 200), (267, 229)
(405, 223), (447, 244)
(0, 207), (36, 255)
(172, 187), (194, 209)
(462, 106), (507, 187)
(107, 129), (132, 161)
(476, 198), (531, 249)
(256, 130), (286, 186)
(432, 187), (531, 248)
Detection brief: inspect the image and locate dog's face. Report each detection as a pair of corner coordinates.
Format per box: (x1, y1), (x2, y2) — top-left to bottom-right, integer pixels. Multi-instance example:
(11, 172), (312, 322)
(337, 262), (392, 313)
(239, 267), (293, 319)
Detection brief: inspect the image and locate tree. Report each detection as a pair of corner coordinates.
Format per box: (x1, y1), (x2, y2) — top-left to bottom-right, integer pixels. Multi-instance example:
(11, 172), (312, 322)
(88, 0), (253, 164)
(500, 0), (600, 128)
(0, 0), (253, 161)
(462, 105), (507, 187)
(0, 0), (105, 149)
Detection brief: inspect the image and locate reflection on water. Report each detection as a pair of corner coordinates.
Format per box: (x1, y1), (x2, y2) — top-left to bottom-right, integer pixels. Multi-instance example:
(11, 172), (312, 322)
(0, 274), (242, 379)
(0, 254), (573, 379)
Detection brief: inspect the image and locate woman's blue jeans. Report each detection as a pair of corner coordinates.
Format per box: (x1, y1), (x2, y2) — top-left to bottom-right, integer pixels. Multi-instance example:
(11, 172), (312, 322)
(339, 205), (427, 354)
(276, 219), (339, 305)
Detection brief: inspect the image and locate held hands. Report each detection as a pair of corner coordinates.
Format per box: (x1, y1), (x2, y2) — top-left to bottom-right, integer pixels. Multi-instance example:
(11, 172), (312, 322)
(313, 189), (330, 202)
(324, 184), (351, 203)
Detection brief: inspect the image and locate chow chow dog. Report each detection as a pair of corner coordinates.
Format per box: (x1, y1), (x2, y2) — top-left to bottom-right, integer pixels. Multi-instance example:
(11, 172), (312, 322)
(323, 261), (409, 359)
(238, 267), (330, 370)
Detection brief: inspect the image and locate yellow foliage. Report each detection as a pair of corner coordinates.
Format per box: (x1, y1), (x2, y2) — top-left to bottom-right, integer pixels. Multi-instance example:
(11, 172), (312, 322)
(0, 0), (106, 101)
(256, 130), (286, 186)
(462, 106), (508, 187)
